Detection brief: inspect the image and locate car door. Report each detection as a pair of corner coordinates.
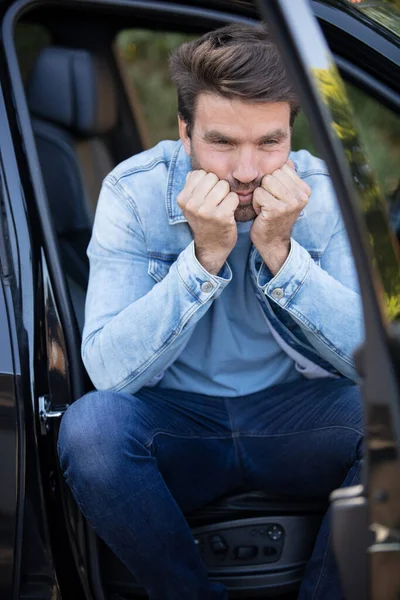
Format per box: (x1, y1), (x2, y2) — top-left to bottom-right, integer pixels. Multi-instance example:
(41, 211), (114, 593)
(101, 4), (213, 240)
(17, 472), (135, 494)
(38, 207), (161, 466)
(0, 25), (85, 599)
(0, 226), (19, 598)
(256, 1), (400, 599)
(0, 68), (40, 599)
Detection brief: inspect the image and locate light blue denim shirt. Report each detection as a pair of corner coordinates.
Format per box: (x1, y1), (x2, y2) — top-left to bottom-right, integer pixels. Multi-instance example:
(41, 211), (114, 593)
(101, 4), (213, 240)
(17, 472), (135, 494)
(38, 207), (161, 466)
(158, 220), (304, 396)
(82, 140), (364, 393)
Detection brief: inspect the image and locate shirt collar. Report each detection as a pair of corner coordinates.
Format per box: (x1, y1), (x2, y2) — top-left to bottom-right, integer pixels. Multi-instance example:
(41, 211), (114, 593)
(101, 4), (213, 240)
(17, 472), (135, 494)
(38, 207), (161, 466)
(165, 140), (190, 225)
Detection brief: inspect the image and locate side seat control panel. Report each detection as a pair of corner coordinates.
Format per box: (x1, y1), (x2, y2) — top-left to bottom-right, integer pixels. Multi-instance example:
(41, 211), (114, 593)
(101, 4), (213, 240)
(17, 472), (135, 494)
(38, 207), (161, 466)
(192, 515), (321, 570)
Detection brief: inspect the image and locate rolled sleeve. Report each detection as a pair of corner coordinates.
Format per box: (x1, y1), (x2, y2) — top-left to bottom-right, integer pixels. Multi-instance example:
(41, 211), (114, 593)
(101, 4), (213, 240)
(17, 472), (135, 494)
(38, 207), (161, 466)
(257, 238), (312, 308)
(176, 240), (232, 304)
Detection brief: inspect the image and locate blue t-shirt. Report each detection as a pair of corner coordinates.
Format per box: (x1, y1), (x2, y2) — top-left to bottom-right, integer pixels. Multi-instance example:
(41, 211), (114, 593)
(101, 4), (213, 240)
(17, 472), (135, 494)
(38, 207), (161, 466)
(159, 222), (303, 397)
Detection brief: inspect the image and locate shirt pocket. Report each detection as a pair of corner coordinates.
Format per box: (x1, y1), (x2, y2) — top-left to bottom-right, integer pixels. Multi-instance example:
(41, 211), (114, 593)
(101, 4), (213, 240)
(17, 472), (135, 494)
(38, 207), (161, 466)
(148, 253), (179, 283)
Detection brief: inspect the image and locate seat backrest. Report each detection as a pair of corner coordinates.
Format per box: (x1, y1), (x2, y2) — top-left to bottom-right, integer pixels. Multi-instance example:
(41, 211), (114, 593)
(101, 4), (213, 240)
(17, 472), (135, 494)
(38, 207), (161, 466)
(27, 46), (118, 332)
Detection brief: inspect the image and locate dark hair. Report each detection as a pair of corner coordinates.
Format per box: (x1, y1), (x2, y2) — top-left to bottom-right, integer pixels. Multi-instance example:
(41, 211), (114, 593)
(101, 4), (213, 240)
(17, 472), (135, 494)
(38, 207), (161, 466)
(169, 23), (300, 136)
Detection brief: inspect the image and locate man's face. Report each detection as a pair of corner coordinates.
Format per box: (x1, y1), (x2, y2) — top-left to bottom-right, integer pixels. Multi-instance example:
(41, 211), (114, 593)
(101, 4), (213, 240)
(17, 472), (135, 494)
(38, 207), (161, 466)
(179, 93), (292, 222)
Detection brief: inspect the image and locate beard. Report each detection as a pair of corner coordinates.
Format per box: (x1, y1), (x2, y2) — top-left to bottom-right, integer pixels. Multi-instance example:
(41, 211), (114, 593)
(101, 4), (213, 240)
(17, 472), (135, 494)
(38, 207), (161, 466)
(190, 149), (260, 223)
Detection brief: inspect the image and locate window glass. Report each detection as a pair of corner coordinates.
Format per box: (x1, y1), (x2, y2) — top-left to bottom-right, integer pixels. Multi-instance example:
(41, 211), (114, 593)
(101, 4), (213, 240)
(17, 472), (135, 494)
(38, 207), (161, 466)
(337, 0), (400, 42)
(346, 83), (400, 202)
(115, 29), (195, 148)
(293, 81), (400, 234)
(14, 23), (52, 83)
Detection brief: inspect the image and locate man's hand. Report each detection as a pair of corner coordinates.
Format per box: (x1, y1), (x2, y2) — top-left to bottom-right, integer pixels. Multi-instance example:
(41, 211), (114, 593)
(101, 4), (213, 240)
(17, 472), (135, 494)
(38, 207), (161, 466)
(177, 170), (239, 275)
(250, 160), (311, 275)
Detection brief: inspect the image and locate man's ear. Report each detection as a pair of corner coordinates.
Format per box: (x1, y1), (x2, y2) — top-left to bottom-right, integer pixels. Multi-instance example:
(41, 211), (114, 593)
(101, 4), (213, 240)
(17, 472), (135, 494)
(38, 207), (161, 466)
(178, 116), (191, 156)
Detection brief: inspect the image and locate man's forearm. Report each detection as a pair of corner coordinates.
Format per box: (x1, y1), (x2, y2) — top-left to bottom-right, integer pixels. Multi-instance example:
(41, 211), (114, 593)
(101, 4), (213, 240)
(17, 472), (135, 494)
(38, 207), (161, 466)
(257, 238), (364, 380)
(83, 241), (231, 393)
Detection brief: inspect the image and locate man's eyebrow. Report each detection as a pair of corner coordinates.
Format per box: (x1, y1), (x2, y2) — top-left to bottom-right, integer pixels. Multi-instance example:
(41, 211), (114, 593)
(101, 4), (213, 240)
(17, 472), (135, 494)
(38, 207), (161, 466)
(203, 129), (288, 144)
(203, 131), (237, 143)
(256, 129), (288, 143)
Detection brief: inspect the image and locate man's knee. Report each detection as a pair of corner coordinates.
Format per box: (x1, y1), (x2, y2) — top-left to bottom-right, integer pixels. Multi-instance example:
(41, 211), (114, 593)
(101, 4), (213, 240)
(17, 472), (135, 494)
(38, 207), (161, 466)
(57, 390), (150, 487)
(329, 380), (364, 432)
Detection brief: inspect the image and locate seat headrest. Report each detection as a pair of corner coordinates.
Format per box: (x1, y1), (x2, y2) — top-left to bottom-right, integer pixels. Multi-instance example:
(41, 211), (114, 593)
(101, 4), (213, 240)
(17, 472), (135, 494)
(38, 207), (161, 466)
(27, 46), (117, 136)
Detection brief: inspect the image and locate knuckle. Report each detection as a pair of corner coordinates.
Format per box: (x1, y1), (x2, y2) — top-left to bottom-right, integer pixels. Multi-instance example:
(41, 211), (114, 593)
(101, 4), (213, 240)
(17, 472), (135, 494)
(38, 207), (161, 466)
(276, 204), (287, 215)
(261, 174), (271, 186)
(177, 191), (187, 208)
(219, 180), (230, 195)
(299, 192), (309, 205)
(206, 172), (219, 185)
(197, 203), (207, 217)
(186, 198), (197, 213)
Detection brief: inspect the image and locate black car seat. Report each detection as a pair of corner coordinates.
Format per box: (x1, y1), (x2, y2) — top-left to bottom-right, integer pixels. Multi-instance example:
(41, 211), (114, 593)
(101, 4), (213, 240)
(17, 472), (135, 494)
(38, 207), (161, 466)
(27, 46), (117, 333)
(27, 46), (327, 599)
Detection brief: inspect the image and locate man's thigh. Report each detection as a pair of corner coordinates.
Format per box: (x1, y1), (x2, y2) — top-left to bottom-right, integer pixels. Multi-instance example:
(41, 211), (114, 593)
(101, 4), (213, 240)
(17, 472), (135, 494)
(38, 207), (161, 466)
(134, 387), (242, 513)
(59, 387), (242, 513)
(227, 378), (364, 498)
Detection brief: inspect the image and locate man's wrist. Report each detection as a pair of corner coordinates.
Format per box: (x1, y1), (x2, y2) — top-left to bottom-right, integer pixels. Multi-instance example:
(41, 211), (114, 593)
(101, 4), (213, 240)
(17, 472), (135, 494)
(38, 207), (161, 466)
(256, 241), (291, 276)
(194, 245), (228, 276)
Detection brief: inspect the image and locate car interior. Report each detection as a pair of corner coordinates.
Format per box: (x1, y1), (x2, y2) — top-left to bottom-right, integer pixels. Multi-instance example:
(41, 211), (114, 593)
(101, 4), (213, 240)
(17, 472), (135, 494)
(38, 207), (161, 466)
(7, 0), (400, 598)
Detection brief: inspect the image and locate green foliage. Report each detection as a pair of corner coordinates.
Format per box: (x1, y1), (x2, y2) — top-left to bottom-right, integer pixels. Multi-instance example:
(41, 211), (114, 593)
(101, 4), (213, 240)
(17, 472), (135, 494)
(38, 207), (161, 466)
(116, 30), (195, 145)
(345, 84), (400, 197)
(14, 23), (51, 82)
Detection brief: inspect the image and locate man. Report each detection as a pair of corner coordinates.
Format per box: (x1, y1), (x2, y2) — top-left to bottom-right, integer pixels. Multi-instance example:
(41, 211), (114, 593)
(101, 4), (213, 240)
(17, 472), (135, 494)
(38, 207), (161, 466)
(58, 24), (364, 599)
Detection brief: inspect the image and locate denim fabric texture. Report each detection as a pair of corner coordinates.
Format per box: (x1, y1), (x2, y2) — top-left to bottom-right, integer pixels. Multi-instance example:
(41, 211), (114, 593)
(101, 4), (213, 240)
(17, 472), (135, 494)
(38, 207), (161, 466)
(64, 140), (367, 598)
(81, 140), (364, 394)
(58, 378), (363, 599)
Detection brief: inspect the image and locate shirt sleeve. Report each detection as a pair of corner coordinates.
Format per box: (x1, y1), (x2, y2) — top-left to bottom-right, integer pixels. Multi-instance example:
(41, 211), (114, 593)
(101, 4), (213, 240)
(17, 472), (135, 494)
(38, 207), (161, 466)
(256, 223), (364, 381)
(82, 178), (231, 393)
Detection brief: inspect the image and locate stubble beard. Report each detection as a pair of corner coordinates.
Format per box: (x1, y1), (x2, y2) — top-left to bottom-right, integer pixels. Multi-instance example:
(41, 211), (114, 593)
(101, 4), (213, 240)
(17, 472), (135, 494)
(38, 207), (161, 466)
(190, 150), (258, 223)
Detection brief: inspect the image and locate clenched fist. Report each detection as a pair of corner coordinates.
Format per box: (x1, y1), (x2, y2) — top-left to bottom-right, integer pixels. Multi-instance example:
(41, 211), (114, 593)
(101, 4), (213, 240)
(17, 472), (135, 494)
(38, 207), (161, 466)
(250, 160), (311, 275)
(177, 170), (239, 275)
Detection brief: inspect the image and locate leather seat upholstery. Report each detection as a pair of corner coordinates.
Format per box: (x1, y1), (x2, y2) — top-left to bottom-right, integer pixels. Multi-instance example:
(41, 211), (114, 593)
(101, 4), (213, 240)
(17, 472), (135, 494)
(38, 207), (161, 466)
(27, 46), (117, 332)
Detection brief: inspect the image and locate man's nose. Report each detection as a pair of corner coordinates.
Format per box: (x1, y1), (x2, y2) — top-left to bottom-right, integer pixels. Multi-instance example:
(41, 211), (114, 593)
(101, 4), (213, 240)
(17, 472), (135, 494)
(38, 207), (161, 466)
(232, 151), (258, 184)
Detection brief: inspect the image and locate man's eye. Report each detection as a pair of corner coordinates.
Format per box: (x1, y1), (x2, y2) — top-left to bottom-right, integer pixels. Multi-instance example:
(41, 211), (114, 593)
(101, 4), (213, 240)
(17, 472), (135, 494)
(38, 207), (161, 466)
(215, 139), (230, 145)
(262, 139), (278, 146)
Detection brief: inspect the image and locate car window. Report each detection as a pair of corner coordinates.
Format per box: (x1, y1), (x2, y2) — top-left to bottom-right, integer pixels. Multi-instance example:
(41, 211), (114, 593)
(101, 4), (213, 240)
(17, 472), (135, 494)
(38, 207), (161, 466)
(339, 0), (400, 42)
(345, 83), (400, 206)
(114, 29), (195, 148)
(293, 80), (400, 239)
(14, 23), (52, 84)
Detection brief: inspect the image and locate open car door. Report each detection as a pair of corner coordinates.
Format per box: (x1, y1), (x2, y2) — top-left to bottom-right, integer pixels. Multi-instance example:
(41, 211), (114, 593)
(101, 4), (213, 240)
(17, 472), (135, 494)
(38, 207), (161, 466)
(256, 1), (400, 599)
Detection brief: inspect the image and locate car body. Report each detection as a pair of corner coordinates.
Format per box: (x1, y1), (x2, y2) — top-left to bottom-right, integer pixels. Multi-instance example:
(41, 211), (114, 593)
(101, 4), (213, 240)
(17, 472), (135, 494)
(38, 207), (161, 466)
(0, 0), (399, 598)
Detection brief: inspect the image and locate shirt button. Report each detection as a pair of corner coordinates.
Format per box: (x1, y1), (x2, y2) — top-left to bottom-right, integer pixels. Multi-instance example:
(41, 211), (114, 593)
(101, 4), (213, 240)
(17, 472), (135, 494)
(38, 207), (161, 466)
(201, 281), (214, 293)
(271, 287), (284, 300)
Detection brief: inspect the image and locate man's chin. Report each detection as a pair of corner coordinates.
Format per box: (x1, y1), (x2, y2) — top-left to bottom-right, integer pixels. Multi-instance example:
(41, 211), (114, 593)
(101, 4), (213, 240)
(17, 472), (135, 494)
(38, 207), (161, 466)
(234, 203), (257, 223)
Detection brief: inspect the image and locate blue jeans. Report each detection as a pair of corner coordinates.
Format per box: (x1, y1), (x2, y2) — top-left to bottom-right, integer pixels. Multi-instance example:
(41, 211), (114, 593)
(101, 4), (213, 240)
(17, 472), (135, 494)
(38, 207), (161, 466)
(57, 378), (363, 600)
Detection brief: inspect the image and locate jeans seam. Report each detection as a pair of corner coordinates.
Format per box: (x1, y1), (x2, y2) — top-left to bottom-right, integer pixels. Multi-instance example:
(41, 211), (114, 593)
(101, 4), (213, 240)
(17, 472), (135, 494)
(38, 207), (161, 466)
(145, 431), (233, 449)
(224, 398), (246, 487)
(235, 425), (364, 438)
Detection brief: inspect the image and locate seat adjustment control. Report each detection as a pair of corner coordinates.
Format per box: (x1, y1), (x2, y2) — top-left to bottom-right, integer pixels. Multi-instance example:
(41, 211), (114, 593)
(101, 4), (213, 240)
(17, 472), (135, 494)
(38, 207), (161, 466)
(209, 535), (228, 554)
(234, 545), (258, 560)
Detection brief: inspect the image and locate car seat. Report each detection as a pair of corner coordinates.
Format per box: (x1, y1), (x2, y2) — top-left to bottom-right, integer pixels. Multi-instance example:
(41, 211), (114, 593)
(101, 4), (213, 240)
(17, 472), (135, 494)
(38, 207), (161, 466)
(27, 45), (117, 332)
